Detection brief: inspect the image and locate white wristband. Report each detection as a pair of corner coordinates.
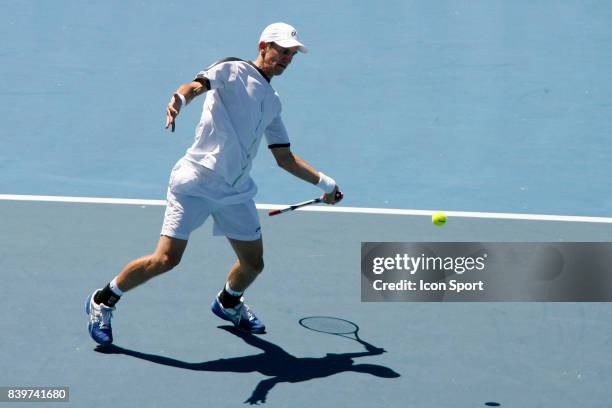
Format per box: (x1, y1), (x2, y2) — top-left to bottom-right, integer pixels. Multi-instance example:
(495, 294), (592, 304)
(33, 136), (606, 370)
(174, 93), (187, 106)
(317, 172), (336, 194)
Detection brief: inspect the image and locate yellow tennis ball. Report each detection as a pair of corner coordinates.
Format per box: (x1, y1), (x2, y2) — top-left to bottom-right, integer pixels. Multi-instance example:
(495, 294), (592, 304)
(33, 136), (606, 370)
(432, 212), (447, 227)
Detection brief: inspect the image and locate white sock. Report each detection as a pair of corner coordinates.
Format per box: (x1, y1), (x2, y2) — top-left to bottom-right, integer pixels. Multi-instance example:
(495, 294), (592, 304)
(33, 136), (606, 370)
(224, 282), (243, 297)
(109, 277), (124, 296)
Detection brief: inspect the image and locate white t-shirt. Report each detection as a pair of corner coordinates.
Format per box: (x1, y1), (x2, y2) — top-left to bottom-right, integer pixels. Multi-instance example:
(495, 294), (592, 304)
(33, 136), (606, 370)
(182, 58), (291, 190)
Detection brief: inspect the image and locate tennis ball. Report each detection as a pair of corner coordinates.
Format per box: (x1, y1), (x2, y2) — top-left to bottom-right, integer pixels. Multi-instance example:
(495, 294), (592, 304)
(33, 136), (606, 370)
(432, 212), (447, 227)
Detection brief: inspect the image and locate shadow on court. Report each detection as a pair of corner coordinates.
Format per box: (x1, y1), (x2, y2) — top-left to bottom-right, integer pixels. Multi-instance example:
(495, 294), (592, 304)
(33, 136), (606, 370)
(95, 322), (400, 405)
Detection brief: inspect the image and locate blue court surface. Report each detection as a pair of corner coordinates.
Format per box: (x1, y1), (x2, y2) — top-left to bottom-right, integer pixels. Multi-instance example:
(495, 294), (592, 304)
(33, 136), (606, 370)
(2, 1), (612, 407)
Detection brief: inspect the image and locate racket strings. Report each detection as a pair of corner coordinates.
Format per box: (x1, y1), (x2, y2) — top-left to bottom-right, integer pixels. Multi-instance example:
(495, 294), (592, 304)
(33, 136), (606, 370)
(299, 317), (358, 335)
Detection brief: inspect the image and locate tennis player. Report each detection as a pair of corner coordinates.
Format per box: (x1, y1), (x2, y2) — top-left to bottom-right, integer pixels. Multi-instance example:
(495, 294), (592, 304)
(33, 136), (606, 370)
(85, 22), (342, 345)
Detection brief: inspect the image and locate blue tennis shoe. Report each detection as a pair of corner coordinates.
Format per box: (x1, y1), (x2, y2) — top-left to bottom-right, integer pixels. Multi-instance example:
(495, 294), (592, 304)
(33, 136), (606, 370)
(211, 293), (266, 334)
(85, 289), (115, 345)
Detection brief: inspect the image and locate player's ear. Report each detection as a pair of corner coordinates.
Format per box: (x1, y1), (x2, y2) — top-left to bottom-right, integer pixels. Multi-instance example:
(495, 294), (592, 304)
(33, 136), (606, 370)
(258, 41), (267, 55)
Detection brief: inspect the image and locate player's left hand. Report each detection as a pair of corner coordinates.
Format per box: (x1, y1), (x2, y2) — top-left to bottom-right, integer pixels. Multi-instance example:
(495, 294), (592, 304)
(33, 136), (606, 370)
(322, 186), (343, 205)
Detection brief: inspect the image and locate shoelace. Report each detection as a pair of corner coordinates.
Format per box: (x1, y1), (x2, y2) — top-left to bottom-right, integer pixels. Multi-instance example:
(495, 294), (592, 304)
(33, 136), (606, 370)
(222, 300), (256, 324)
(243, 304), (256, 322)
(233, 303), (245, 324)
(92, 305), (114, 329)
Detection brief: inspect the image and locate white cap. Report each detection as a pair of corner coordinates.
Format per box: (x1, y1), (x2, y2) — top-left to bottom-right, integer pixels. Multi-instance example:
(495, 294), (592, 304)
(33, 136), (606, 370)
(259, 22), (308, 53)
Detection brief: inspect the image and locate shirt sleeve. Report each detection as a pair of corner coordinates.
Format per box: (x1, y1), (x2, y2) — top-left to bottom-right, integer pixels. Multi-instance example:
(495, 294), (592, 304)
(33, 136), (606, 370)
(194, 61), (237, 90)
(265, 115), (291, 148)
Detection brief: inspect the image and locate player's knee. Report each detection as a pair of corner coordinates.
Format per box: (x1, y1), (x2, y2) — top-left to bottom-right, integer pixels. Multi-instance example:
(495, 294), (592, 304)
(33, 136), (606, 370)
(245, 257), (264, 274)
(255, 258), (264, 274)
(155, 252), (182, 271)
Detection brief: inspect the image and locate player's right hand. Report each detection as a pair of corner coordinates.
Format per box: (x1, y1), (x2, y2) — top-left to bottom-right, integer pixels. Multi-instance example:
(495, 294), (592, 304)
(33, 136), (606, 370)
(164, 95), (181, 132)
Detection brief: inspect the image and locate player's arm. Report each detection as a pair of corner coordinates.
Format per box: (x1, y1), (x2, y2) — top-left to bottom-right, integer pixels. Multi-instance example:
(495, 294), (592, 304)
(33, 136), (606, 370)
(164, 77), (210, 132)
(270, 146), (343, 204)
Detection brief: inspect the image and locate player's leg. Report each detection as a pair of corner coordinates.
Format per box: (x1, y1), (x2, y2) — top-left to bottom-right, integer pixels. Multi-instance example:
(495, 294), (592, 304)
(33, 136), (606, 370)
(86, 190), (210, 345)
(212, 237), (266, 333)
(225, 237), (264, 293)
(85, 236), (188, 345)
(114, 235), (188, 292)
(210, 200), (266, 333)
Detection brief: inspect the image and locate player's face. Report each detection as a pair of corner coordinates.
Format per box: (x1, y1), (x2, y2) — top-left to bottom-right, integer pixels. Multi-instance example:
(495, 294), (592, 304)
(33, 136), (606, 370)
(262, 43), (299, 76)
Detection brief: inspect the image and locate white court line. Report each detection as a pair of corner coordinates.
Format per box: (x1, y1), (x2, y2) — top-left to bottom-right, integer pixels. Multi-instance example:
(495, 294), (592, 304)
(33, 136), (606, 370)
(1, 194), (612, 224)
(0, 194), (166, 207)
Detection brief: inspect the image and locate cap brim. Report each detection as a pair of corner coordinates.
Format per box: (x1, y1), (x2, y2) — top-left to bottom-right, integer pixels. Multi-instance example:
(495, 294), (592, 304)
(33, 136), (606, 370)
(275, 39), (308, 53)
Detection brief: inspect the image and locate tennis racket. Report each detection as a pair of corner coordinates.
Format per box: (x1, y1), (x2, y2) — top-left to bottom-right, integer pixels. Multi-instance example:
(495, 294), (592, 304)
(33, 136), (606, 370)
(268, 191), (343, 216)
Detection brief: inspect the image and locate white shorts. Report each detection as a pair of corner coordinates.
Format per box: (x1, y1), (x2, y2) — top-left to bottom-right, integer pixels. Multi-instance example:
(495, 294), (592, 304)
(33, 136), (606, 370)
(160, 158), (261, 241)
(161, 190), (262, 241)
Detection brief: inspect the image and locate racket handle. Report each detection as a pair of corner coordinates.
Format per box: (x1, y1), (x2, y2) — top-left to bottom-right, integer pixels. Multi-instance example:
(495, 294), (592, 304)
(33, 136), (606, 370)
(268, 209), (281, 216)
